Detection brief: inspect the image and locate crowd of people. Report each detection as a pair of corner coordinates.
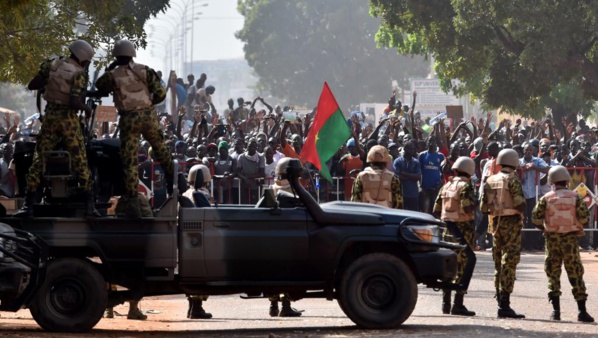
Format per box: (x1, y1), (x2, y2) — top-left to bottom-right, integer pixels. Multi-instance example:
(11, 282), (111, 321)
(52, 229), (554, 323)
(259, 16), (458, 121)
(1, 38), (597, 322)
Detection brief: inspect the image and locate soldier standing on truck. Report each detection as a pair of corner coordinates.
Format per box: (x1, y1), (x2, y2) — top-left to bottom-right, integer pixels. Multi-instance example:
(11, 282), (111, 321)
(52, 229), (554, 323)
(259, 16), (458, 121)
(14, 40), (101, 218)
(433, 156), (477, 317)
(480, 149), (526, 319)
(182, 164), (213, 319)
(351, 145), (403, 209)
(94, 40), (174, 218)
(531, 165), (594, 323)
(267, 157), (304, 317)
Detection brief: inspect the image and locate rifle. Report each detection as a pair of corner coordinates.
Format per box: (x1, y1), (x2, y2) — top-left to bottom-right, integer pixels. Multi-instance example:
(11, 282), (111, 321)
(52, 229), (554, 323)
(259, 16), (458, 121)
(83, 69), (101, 143)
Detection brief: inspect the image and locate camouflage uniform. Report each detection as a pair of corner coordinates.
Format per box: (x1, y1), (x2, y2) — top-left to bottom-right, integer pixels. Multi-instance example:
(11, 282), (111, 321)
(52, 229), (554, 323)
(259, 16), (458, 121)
(26, 58), (91, 192)
(95, 65), (173, 198)
(433, 179), (476, 295)
(351, 172), (403, 209)
(481, 175), (525, 295)
(532, 192), (589, 301)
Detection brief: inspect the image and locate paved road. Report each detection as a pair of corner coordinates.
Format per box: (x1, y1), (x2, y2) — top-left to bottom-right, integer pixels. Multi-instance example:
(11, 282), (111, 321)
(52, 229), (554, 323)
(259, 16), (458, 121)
(1, 251), (597, 337)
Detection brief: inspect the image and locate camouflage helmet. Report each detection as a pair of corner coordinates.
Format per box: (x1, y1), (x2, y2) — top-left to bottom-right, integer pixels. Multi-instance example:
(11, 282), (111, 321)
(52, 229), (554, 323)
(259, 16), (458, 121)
(188, 164), (211, 186)
(496, 149), (519, 168)
(451, 156), (475, 176)
(68, 40), (94, 63)
(112, 40), (136, 58)
(275, 157), (292, 177)
(367, 145), (390, 164)
(548, 165), (571, 184)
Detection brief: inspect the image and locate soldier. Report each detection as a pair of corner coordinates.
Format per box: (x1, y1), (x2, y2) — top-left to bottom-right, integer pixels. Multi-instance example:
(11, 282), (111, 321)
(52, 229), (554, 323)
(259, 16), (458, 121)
(15, 40), (100, 218)
(351, 145), (403, 209)
(433, 156), (477, 316)
(480, 149), (526, 318)
(183, 164), (213, 319)
(94, 40), (174, 218)
(531, 166), (594, 323)
(267, 157), (303, 317)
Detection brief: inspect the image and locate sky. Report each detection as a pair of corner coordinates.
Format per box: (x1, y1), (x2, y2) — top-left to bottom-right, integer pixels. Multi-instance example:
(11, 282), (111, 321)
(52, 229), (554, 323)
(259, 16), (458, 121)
(136, 0), (245, 72)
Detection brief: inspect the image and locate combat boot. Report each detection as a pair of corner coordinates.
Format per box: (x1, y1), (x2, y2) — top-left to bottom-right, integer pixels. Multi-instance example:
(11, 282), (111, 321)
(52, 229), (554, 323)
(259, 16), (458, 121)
(189, 298), (212, 319)
(13, 191), (34, 218)
(123, 196), (141, 219)
(451, 293), (476, 316)
(269, 300), (280, 317)
(497, 292), (525, 319)
(104, 307), (114, 319)
(577, 300), (595, 323)
(442, 289), (451, 314)
(549, 297), (560, 320)
(279, 299), (302, 317)
(84, 192), (101, 217)
(127, 300), (147, 320)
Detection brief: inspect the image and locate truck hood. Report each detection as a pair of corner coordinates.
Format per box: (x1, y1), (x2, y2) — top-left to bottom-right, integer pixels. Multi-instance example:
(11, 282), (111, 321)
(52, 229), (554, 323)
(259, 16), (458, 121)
(320, 201), (441, 225)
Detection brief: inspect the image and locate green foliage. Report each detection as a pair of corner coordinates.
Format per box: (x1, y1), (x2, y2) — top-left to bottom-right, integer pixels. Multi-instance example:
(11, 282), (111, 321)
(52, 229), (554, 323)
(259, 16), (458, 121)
(236, 0), (429, 108)
(0, 0), (169, 85)
(370, 0), (598, 118)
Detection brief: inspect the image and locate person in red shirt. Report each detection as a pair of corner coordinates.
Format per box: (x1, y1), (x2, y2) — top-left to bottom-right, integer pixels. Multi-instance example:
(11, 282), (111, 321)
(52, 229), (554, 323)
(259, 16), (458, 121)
(337, 138), (364, 200)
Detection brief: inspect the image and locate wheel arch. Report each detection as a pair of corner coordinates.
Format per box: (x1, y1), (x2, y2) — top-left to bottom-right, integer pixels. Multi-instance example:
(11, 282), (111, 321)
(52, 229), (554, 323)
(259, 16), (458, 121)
(333, 239), (418, 290)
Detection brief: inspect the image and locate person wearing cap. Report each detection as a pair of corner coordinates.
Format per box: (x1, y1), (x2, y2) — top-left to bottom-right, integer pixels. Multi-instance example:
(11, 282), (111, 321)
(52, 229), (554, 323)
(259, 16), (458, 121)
(337, 137), (364, 201)
(352, 145), (402, 209)
(480, 149), (526, 319)
(520, 142), (549, 251)
(394, 140), (421, 211)
(202, 143), (218, 176)
(531, 165), (594, 323)
(15, 40), (101, 218)
(433, 156), (477, 317)
(94, 39), (174, 218)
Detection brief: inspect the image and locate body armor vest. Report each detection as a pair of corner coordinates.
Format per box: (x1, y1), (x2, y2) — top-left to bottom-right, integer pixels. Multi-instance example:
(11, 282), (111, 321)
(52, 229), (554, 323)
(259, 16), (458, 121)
(484, 172), (521, 217)
(44, 58), (83, 105)
(360, 167), (394, 207)
(183, 187), (211, 207)
(272, 179), (292, 194)
(112, 62), (152, 112)
(543, 189), (584, 235)
(440, 176), (474, 222)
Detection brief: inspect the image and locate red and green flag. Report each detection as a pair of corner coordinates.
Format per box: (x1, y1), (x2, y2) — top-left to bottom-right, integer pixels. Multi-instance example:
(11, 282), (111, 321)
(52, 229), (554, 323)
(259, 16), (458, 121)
(301, 82), (351, 182)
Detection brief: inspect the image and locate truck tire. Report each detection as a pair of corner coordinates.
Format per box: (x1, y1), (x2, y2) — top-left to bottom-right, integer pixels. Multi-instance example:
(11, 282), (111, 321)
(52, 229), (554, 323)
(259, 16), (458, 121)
(338, 253), (417, 329)
(29, 258), (107, 332)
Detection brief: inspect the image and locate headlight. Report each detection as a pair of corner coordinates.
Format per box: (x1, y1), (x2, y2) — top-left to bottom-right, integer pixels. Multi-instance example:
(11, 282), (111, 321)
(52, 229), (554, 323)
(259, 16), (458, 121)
(404, 225), (440, 244)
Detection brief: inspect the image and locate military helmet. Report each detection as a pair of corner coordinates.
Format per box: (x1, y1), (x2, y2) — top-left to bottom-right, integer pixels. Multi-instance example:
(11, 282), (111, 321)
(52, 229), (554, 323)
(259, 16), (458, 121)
(548, 165), (571, 184)
(496, 149), (519, 168)
(473, 137), (484, 152)
(112, 40), (136, 58)
(366, 145), (390, 164)
(68, 40), (94, 63)
(275, 157), (292, 177)
(451, 156), (475, 176)
(188, 164), (211, 187)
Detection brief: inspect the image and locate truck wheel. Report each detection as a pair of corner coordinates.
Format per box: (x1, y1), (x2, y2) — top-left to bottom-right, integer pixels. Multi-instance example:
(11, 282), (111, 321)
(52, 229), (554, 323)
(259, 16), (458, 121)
(338, 253), (417, 329)
(29, 258), (106, 332)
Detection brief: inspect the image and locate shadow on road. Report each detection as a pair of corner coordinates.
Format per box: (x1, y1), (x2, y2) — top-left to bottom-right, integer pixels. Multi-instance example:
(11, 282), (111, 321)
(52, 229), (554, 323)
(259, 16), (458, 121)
(4, 323), (597, 338)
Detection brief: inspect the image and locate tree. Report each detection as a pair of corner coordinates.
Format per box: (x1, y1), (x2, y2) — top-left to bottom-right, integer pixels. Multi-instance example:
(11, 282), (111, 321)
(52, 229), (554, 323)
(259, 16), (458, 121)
(236, 0), (429, 108)
(0, 0), (169, 84)
(369, 0), (598, 120)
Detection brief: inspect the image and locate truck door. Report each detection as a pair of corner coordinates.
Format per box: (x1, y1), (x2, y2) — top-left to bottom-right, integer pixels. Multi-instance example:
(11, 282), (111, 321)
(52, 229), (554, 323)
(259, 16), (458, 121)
(203, 206), (309, 281)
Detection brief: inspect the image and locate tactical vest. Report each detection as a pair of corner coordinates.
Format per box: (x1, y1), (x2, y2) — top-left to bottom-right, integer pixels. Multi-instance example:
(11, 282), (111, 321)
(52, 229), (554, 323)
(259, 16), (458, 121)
(183, 187), (211, 207)
(484, 171), (521, 217)
(272, 179), (292, 194)
(440, 176), (474, 222)
(44, 58), (84, 105)
(360, 167), (394, 207)
(112, 62), (152, 112)
(543, 189), (584, 235)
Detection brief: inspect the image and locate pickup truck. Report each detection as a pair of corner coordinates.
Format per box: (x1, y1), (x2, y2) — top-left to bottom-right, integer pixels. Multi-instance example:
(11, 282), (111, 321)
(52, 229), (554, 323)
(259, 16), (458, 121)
(0, 150), (469, 333)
